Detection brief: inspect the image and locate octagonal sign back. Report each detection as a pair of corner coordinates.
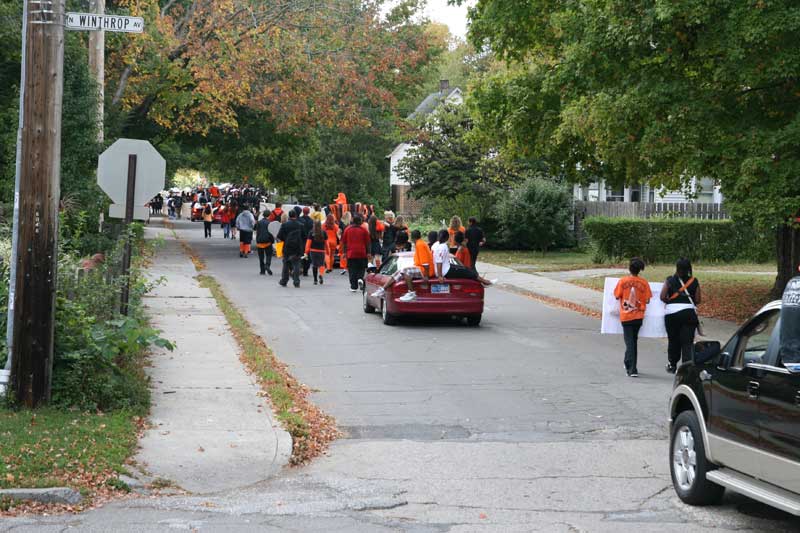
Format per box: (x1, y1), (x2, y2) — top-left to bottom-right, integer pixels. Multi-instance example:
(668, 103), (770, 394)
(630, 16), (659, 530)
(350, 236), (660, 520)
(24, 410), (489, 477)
(97, 139), (166, 206)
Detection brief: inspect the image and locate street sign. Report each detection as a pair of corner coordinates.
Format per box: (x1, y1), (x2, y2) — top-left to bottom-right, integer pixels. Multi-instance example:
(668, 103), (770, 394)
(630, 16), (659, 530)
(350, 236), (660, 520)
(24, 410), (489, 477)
(98, 138), (165, 220)
(66, 12), (144, 33)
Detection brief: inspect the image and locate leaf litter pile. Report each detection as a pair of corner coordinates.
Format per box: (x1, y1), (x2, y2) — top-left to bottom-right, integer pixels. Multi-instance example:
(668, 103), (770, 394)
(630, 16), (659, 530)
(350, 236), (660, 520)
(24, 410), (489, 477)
(197, 274), (339, 465)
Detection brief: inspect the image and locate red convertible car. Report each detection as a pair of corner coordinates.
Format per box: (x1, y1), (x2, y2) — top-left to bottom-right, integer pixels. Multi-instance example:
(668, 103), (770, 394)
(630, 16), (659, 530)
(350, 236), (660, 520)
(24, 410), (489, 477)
(362, 252), (484, 326)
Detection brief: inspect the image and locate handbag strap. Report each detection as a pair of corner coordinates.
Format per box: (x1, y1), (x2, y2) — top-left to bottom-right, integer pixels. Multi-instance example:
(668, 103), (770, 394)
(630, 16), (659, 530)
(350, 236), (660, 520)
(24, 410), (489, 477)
(669, 276), (695, 301)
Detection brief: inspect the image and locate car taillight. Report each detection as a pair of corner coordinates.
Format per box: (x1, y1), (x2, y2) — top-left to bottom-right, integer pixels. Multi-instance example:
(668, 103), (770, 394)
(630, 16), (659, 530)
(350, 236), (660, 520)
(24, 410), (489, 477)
(461, 286), (482, 295)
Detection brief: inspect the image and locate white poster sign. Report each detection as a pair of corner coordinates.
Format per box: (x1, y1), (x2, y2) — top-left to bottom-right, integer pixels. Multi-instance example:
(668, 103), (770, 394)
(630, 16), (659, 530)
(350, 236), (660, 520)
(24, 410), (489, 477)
(601, 277), (667, 338)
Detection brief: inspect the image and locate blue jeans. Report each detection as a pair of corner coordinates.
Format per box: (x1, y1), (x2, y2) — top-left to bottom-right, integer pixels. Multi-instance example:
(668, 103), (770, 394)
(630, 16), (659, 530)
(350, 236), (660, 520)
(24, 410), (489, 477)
(222, 222), (231, 239)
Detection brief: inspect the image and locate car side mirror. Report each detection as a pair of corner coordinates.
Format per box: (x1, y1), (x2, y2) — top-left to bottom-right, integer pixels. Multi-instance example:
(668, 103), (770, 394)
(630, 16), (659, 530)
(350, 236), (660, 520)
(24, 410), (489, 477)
(693, 340), (721, 365)
(716, 351), (732, 370)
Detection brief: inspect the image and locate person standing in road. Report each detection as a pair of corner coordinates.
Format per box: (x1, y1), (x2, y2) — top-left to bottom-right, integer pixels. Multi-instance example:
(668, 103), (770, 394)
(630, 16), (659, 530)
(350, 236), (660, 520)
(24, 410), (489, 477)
(660, 258), (701, 373)
(276, 210), (306, 288)
(340, 214), (371, 292)
(447, 216), (466, 253)
(338, 211), (352, 275)
(305, 221), (328, 285)
(255, 211), (275, 275)
(613, 257), (652, 377)
(268, 202), (284, 222)
(236, 204), (256, 258)
(220, 203), (232, 239)
(202, 204), (213, 238)
(368, 215), (385, 268)
(381, 211), (398, 263)
(323, 214), (340, 274)
(465, 217), (486, 272)
(299, 207), (314, 276)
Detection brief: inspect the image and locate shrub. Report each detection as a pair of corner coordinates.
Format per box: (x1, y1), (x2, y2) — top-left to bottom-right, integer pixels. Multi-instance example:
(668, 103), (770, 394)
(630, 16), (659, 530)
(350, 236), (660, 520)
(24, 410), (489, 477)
(495, 178), (573, 251)
(583, 217), (773, 263)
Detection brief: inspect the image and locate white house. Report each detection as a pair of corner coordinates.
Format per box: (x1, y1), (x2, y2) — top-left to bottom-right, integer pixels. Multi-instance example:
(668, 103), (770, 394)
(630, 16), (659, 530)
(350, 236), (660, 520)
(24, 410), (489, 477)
(388, 80), (463, 215)
(573, 177), (723, 204)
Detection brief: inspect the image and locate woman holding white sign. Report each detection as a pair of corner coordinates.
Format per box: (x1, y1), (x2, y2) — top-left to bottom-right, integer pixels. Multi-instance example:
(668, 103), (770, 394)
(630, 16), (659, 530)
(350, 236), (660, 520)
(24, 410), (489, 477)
(613, 258), (652, 377)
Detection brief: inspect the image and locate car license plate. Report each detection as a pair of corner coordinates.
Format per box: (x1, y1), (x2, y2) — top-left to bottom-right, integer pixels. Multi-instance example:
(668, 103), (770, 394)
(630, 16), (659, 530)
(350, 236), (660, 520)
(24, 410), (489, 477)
(431, 283), (450, 294)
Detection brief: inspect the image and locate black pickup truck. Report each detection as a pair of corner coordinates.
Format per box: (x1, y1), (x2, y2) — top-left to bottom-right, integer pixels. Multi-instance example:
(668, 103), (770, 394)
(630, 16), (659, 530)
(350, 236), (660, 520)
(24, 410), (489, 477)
(668, 299), (800, 515)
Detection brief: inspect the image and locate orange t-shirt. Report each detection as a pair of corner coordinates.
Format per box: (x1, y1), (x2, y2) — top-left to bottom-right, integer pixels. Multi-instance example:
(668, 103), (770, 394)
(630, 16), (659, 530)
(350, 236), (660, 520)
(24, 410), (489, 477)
(613, 275), (652, 323)
(448, 226), (466, 247)
(455, 246), (472, 269)
(413, 239), (434, 276)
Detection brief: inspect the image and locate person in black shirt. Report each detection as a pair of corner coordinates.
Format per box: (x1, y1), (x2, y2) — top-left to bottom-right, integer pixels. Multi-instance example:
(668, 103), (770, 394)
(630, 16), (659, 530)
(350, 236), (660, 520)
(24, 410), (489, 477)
(464, 217), (486, 272)
(276, 210), (307, 288)
(659, 258), (702, 373)
(299, 207), (314, 276)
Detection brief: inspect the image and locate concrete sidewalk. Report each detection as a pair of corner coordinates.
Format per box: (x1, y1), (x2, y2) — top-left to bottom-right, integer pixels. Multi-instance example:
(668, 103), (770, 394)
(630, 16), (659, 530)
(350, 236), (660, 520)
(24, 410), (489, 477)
(136, 223), (291, 494)
(479, 261), (740, 342)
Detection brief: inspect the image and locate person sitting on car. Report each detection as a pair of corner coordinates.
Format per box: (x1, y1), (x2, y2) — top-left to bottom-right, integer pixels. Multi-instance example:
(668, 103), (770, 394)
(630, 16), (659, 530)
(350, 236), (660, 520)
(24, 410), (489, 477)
(432, 229), (494, 287)
(371, 230), (433, 302)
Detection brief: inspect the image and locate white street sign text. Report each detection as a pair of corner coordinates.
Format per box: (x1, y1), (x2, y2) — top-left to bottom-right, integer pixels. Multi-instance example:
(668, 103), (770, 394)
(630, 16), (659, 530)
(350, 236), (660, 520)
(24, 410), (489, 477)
(66, 13), (144, 33)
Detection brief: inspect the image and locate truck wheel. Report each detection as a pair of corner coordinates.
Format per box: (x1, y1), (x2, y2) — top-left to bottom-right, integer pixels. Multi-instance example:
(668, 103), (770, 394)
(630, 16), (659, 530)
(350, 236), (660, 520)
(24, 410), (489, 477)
(670, 410), (724, 505)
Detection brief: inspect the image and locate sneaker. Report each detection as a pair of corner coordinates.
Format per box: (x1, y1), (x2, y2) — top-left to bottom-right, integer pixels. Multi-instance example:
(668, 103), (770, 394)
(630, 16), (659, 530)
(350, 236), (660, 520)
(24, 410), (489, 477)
(319, 277), (324, 285)
(628, 371), (638, 378)
(340, 270), (347, 275)
(371, 287), (385, 298)
(357, 279), (364, 291)
(349, 287), (358, 293)
(267, 269), (273, 276)
(666, 363), (676, 374)
(482, 278), (498, 287)
(314, 280), (318, 285)
(399, 291), (417, 302)
(279, 282), (287, 287)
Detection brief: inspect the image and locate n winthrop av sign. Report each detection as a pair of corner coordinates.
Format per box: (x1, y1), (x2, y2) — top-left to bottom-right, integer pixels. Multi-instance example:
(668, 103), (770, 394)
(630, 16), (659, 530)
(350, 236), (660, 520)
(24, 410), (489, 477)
(65, 12), (144, 33)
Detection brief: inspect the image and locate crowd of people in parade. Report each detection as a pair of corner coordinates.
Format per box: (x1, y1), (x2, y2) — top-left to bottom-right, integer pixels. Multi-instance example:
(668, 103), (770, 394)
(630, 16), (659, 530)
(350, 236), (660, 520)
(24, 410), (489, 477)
(159, 188), (493, 297)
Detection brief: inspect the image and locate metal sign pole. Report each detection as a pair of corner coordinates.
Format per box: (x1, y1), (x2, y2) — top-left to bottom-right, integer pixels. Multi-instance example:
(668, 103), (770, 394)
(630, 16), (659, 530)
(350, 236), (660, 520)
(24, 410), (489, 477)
(120, 154), (137, 315)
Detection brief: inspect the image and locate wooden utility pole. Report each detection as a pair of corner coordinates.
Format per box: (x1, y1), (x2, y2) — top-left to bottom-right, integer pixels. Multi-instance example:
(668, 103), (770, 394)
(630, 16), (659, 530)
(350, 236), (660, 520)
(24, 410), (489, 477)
(120, 154), (137, 315)
(87, 0), (104, 143)
(10, 0), (66, 406)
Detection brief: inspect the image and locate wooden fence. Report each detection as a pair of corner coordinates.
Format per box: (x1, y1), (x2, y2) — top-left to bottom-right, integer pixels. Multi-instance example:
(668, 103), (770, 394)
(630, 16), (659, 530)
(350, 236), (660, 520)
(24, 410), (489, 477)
(574, 201), (729, 220)
(573, 201), (730, 241)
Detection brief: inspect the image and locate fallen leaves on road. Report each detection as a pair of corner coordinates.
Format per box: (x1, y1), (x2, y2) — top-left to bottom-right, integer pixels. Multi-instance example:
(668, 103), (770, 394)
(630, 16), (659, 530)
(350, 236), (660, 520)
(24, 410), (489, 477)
(501, 284), (601, 319)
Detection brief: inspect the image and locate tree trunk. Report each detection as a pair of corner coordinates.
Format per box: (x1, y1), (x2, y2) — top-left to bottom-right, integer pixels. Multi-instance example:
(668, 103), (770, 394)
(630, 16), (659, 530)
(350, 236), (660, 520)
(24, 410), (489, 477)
(772, 224), (800, 299)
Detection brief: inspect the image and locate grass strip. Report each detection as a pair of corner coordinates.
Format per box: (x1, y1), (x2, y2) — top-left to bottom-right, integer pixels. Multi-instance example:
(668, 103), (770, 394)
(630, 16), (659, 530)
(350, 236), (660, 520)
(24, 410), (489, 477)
(501, 284), (601, 319)
(197, 274), (339, 465)
(0, 409), (141, 514)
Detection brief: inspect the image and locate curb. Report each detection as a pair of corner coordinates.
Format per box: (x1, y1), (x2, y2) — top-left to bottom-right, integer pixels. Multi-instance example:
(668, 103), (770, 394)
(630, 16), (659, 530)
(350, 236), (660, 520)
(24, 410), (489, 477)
(0, 487), (82, 505)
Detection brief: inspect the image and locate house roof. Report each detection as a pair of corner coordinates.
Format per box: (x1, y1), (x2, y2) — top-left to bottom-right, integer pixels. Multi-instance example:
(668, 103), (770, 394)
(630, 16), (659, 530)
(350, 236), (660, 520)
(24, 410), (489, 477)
(407, 87), (462, 120)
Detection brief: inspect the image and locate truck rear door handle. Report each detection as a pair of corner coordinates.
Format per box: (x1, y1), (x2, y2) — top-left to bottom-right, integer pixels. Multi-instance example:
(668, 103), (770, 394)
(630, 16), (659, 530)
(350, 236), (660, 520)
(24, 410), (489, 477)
(747, 381), (760, 398)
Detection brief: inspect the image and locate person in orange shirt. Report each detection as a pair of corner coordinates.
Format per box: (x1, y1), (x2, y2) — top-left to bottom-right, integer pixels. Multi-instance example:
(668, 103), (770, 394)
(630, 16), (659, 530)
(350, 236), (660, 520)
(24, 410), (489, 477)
(370, 230), (432, 302)
(447, 216), (466, 253)
(323, 214), (340, 273)
(613, 257), (652, 377)
(453, 231), (472, 269)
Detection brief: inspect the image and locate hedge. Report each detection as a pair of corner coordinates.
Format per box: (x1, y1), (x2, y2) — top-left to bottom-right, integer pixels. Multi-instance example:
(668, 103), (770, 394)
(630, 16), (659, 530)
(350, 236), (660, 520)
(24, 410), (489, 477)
(583, 217), (773, 263)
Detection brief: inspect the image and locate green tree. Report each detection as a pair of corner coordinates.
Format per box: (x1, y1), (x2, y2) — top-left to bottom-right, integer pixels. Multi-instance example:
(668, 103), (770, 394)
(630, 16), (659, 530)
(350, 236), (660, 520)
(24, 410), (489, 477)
(467, 0), (800, 295)
(496, 177), (572, 252)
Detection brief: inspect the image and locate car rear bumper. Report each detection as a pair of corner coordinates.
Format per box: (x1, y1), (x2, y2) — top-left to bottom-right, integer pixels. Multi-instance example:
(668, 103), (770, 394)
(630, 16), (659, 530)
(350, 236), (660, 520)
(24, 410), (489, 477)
(388, 297), (484, 316)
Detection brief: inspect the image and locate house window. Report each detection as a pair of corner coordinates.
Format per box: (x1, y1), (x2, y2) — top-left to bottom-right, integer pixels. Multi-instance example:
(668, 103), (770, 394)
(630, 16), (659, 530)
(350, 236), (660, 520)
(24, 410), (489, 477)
(606, 185), (624, 202)
(630, 184), (642, 203)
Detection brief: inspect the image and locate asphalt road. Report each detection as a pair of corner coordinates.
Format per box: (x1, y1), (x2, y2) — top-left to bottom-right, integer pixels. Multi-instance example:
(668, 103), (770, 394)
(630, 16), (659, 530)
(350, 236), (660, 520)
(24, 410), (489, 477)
(5, 219), (798, 532)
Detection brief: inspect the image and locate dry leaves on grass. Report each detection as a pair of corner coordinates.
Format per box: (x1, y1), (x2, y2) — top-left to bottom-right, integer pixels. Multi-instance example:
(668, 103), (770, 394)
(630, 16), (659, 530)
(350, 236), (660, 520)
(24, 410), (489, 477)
(700, 280), (773, 323)
(502, 285), (601, 319)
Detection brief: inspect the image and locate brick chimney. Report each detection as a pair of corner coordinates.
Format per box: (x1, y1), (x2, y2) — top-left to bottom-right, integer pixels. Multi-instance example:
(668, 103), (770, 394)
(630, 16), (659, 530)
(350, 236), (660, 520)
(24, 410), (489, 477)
(439, 79), (450, 95)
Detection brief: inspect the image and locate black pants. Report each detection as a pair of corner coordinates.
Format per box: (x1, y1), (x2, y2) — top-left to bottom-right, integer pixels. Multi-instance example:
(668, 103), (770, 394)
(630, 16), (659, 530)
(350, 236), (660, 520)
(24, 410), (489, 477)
(444, 264), (478, 280)
(203, 221), (212, 237)
(257, 247), (272, 274)
(468, 248), (480, 272)
(622, 319), (643, 373)
(302, 257), (310, 276)
(281, 255), (302, 287)
(665, 309), (698, 366)
(347, 257), (368, 290)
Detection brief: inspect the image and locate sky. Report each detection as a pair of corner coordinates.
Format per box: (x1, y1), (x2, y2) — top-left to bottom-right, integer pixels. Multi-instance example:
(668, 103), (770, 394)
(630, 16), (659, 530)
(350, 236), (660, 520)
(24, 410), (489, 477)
(423, 0), (472, 40)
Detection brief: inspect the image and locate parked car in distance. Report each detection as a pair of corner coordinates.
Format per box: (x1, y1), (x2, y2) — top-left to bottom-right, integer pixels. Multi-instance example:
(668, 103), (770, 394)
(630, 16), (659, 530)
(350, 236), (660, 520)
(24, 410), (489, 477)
(668, 300), (800, 516)
(362, 252), (484, 326)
